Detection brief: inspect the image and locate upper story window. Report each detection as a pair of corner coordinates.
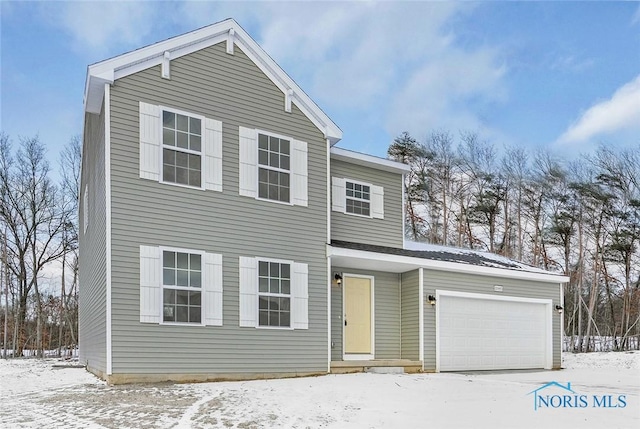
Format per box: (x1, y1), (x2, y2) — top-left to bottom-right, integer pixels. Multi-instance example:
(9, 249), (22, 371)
(162, 110), (202, 188)
(346, 181), (370, 216)
(138, 102), (223, 192)
(332, 177), (384, 219)
(258, 133), (290, 203)
(238, 126), (308, 207)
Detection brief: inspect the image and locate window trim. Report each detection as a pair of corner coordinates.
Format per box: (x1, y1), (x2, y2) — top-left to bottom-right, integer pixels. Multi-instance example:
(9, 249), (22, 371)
(256, 256), (295, 330)
(158, 245), (206, 327)
(344, 179), (373, 218)
(158, 105), (207, 191)
(254, 129), (294, 206)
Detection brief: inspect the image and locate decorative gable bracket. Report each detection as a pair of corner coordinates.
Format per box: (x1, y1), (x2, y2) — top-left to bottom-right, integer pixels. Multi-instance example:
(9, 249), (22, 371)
(227, 29), (235, 55)
(161, 51), (171, 79)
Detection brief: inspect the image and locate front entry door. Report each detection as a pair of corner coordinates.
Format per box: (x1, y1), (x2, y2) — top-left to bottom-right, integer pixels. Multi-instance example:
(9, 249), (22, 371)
(344, 276), (372, 356)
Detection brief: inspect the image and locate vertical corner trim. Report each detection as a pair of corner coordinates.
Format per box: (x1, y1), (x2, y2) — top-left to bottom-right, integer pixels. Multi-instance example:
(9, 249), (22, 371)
(161, 51), (171, 79)
(226, 28), (235, 55)
(418, 267), (424, 369)
(104, 83), (113, 375)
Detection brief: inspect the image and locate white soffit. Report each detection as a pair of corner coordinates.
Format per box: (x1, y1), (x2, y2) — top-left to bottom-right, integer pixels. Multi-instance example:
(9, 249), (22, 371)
(84, 18), (342, 144)
(330, 147), (411, 174)
(327, 245), (570, 284)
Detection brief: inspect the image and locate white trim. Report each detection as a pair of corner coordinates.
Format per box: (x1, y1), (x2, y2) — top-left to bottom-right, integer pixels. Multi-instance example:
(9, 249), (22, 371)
(326, 139), (331, 244)
(85, 19), (341, 143)
(401, 173), (406, 249)
(161, 51), (170, 79)
(255, 257), (295, 329)
(158, 246), (207, 327)
(343, 178), (374, 218)
(327, 245), (570, 283)
(327, 255), (332, 372)
(254, 129), (296, 206)
(226, 28), (235, 55)
(157, 105), (208, 191)
(104, 84), (112, 375)
(418, 268), (424, 369)
(434, 290), (554, 372)
(342, 273), (375, 360)
(560, 282), (564, 366)
(331, 147), (410, 174)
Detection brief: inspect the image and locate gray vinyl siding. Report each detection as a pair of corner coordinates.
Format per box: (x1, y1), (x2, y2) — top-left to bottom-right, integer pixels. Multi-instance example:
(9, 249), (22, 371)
(78, 105), (107, 375)
(330, 267), (401, 360)
(108, 42), (328, 375)
(331, 159), (403, 248)
(401, 270), (420, 361)
(422, 269), (562, 370)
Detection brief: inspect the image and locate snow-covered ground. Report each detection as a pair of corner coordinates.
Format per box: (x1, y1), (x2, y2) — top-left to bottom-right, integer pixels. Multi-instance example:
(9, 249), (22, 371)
(0, 352), (638, 428)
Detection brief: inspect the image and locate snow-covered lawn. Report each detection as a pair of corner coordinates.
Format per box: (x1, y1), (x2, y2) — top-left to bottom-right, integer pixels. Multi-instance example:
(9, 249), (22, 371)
(0, 352), (638, 428)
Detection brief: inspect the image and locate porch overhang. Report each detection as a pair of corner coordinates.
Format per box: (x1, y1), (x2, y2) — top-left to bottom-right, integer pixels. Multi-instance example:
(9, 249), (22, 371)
(327, 243), (570, 284)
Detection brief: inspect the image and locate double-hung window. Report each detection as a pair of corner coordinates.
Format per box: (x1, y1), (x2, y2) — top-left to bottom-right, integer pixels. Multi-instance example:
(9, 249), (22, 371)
(258, 133), (290, 203)
(162, 110), (202, 188)
(139, 245), (223, 326)
(258, 261), (291, 327)
(238, 256), (308, 329)
(238, 127), (308, 206)
(346, 181), (370, 216)
(332, 177), (384, 219)
(162, 250), (202, 324)
(138, 102), (223, 192)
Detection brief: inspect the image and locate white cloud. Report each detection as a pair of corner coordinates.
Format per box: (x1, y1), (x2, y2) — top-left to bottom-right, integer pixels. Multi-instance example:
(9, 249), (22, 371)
(40, 1), (158, 56)
(557, 74), (640, 145)
(176, 2), (505, 140)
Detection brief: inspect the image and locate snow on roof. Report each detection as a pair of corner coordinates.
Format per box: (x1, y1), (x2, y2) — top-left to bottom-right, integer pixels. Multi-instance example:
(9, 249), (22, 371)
(333, 239), (560, 276)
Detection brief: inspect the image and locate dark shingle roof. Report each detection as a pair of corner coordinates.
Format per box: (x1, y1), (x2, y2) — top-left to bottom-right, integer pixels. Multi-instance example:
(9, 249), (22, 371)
(331, 240), (550, 274)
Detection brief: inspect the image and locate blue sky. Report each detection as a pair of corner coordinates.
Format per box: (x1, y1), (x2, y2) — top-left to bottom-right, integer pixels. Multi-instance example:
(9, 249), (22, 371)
(1, 1), (639, 175)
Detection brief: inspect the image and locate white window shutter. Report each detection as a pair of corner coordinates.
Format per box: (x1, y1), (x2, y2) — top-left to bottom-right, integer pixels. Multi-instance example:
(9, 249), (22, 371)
(292, 262), (309, 330)
(239, 256), (257, 327)
(140, 245), (161, 323)
(139, 102), (161, 181)
(204, 253), (223, 326)
(371, 184), (384, 219)
(204, 118), (223, 192)
(238, 126), (257, 198)
(291, 139), (308, 207)
(332, 177), (346, 213)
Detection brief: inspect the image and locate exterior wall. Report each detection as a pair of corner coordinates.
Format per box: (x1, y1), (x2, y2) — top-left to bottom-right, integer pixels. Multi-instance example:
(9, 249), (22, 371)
(78, 106), (108, 376)
(331, 267), (401, 360)
(330, 159), (403, 248)
(108, 42), (328, 376)
(400, 269), (420, 361)
(422, 269), (562, 370)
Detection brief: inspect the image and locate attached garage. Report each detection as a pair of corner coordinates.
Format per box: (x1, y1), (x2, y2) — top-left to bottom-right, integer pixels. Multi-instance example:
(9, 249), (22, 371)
(436, 291), (552, 371)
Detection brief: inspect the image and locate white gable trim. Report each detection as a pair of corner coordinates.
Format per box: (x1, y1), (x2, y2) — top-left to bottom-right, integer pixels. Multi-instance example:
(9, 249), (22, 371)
(85, 19), (342, 143)
(331, 147), (411, 174)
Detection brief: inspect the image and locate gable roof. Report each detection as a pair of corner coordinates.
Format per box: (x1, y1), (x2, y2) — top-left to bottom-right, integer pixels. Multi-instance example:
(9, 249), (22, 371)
(84, 18), (342, 144)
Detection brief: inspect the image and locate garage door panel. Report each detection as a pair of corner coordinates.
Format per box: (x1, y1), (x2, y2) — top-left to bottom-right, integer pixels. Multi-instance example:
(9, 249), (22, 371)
(438, 294), (549, 371)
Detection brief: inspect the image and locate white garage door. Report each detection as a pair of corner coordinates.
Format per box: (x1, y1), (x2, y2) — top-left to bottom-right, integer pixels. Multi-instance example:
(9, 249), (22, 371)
(438, 293), (550, 371)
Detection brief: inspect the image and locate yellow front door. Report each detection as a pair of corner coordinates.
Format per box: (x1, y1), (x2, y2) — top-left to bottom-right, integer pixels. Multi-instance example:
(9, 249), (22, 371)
(344, 276), (372, 354)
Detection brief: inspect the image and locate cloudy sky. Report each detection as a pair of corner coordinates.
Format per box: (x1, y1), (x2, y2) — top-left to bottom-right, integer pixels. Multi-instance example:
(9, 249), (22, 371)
(1, 1), (639, 169)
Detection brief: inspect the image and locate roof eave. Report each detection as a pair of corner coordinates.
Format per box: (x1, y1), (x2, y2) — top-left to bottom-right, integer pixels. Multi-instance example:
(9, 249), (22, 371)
(331, 147), (411, 174)
(82, 18), (342, 142)
(328, 244), (570, 284)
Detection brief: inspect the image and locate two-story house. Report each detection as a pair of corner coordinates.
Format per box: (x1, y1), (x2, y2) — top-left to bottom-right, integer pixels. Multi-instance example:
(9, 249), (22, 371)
(80, 19), (568, 384)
